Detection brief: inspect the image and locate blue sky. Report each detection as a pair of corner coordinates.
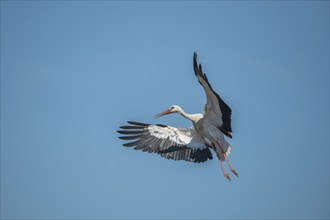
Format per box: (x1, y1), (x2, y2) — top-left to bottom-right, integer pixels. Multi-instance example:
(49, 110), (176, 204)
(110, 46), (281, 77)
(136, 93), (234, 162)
(1, 1), (329, 219)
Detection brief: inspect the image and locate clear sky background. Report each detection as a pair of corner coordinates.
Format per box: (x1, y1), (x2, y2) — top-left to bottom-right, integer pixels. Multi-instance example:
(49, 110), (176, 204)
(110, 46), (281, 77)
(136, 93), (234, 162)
(1, 1), (329, 219)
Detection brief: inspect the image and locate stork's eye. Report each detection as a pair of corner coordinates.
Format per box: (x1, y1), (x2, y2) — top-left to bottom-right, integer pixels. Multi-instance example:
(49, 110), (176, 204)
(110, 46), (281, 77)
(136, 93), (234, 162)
(170, 107), (174, 110)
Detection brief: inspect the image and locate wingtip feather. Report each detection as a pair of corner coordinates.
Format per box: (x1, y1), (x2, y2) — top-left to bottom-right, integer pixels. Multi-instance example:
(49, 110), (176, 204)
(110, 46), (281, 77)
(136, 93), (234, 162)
(127, 121), (150, 126)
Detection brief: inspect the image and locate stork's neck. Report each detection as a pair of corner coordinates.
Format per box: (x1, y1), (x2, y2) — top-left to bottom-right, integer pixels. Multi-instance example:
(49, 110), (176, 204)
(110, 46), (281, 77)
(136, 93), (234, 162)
(178, 108), (202, 122)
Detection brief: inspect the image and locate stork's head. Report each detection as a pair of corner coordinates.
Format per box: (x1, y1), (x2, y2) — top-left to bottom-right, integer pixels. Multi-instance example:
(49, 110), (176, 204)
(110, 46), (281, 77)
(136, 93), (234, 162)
(154, 105), (183, 118)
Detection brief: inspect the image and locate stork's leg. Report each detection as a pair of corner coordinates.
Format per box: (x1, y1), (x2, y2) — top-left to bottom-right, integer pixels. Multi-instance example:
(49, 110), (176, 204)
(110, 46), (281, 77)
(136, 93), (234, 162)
(219, 159), (231, 182)
(224, 155), (238, 177)
(217, 143), (238, 177)
(212, 144), (231, 181)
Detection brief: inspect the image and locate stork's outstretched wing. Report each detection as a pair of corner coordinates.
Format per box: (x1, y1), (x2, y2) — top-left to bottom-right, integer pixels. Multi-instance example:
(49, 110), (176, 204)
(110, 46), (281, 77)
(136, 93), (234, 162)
(117, 121), (213, 163)
(193, 52), (232, 138)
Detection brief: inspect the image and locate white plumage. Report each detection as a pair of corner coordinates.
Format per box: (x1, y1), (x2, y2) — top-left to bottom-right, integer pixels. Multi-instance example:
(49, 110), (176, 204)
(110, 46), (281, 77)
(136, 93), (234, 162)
(118, 52), (237, 181)
(118, 121), (213, 163)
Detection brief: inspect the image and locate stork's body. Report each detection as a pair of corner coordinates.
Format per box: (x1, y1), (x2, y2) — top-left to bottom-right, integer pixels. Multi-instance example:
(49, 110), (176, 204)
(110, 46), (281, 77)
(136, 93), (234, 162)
(157, 105), (237, 181)
(118, 52), (237, 181)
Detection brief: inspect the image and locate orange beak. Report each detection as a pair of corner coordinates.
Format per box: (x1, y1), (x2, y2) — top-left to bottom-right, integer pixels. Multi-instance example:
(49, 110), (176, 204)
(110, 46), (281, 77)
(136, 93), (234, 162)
(154, 108), (172, 118)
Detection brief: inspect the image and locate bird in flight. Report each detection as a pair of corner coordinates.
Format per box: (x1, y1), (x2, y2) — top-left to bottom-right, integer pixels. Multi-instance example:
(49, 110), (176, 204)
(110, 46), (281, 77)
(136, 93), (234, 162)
(118, 52), (237, 181)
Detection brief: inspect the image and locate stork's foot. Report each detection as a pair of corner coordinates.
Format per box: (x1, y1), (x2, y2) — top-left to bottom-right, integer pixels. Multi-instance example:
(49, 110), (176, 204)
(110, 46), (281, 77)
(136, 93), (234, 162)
(224, 173), (231, 182)
(231, 169), (238, 177)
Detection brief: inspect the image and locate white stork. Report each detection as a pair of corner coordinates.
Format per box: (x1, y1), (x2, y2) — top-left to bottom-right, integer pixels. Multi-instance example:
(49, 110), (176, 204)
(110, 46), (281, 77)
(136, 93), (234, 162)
(118, 52), (237, 181)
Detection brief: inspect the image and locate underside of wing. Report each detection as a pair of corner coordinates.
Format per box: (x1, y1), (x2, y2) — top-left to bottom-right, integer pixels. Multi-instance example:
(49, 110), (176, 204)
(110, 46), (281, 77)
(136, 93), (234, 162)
(193, 52), (233, 138)
(117, 121), (213, 163)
